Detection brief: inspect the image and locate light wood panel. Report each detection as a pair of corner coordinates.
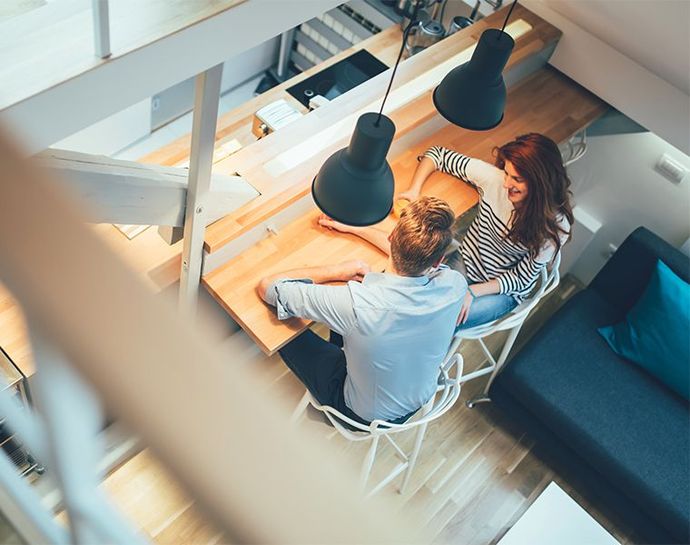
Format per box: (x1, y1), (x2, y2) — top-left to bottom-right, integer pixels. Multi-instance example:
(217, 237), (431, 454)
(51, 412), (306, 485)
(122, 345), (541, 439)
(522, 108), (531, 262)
(202, 4), (563, 254)
(203, 66), (609, 355)
(101, 450), (226, 544)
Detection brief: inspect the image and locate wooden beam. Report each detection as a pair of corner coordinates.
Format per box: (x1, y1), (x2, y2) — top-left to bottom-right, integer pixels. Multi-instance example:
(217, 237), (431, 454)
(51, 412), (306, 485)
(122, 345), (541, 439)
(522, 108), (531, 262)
(35, 149), (258, 226)
(178, 64), (222, 314)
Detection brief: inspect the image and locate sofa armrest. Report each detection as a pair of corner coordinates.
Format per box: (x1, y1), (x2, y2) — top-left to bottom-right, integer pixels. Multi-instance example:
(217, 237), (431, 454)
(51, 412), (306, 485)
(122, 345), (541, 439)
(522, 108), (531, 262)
(589, 226), (690, 314)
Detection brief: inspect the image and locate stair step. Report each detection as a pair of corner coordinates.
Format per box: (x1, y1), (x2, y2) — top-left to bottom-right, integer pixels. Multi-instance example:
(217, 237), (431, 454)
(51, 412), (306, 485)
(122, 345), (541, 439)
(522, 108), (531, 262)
(101, 450), (225, 544)
(305, 17), (352, 52)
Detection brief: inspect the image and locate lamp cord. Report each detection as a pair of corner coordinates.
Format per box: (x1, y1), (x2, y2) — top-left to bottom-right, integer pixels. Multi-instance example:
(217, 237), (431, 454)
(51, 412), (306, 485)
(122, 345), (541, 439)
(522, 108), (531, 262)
(375, 3), (420, 127)
(499, 0), (518, 34)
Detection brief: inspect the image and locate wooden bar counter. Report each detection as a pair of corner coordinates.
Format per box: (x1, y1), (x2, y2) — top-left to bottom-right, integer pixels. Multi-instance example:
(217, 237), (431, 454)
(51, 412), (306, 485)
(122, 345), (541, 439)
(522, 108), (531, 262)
(202, 66), (608, 354)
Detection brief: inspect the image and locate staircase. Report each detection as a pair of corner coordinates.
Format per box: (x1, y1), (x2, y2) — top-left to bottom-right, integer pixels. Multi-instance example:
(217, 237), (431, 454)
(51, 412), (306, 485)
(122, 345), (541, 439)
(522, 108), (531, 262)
(290, 2), (396, 72)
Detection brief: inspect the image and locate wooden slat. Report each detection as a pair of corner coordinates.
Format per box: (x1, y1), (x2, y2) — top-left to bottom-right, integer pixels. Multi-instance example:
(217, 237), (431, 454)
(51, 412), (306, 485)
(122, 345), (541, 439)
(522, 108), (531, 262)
(202, 66), (608, 355)
(0, 222), (183, 378)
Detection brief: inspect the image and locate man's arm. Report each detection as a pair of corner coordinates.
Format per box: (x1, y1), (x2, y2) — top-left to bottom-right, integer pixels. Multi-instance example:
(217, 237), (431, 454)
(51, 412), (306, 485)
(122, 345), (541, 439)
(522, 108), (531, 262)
(257, 260), (369, 335)
(257, 260), (370, 300)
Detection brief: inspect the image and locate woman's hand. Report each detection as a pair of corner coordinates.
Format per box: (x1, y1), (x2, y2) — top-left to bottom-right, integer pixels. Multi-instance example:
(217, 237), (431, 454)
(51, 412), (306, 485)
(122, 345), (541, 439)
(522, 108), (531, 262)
(331, 260), (371, 282)
(395, 188), (420, 203)
(318, 214), (355, 234)
(456, 289), (474, 326)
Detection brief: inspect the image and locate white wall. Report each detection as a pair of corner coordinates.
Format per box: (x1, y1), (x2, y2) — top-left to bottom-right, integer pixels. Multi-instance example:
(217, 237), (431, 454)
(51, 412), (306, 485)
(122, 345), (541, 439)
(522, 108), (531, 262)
(53, 99), (151, 156)
(568, 132), (690, 284)
(520, 0), (690, 156)
(221, 37), (279, 95)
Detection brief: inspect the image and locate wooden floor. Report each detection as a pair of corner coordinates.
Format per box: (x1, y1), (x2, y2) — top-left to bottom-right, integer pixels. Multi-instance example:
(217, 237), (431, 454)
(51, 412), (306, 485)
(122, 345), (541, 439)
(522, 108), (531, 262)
(1, 276), (638, 544)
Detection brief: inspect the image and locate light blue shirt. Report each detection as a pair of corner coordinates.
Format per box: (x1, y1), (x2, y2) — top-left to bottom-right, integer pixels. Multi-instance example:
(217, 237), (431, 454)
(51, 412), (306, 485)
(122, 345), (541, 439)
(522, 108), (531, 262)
(264, 266), (466, 421)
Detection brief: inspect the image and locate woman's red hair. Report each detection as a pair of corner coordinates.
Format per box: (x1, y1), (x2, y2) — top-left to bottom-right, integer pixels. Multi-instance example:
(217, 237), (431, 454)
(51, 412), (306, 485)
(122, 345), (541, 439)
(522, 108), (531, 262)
(495, 133), (574, 256)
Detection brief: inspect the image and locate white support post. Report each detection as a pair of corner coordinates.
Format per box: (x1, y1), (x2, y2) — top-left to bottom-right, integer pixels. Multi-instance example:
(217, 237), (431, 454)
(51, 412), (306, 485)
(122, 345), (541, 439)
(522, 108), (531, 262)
(91, 0), (111, 59)
(178, 64), (223, 315)
(29, 327), (148, 545)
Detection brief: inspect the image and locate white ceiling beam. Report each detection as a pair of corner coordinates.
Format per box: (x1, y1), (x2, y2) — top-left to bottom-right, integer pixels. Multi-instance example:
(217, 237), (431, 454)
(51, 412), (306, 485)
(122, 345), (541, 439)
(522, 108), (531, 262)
(1, 0), (342, 155)
(34, 149), (258, 226)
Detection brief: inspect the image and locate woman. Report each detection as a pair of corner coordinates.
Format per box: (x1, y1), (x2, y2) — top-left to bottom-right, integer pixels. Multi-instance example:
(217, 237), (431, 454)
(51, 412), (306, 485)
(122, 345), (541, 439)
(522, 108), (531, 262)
(320, 133), (573, 329)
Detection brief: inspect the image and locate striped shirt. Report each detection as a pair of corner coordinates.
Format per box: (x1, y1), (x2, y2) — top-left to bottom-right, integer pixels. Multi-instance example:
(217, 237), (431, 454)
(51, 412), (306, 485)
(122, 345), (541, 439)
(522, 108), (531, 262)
(424, 146), (569, 302)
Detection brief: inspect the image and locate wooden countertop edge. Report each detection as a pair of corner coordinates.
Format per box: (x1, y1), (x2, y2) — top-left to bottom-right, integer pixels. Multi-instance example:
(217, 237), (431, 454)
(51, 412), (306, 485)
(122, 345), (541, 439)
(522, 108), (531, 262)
(200, 275), (306, 355)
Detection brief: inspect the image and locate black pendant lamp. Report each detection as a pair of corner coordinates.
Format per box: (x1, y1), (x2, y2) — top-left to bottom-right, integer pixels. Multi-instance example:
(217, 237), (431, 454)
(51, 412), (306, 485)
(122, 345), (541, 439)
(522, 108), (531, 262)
(312, 7), (421, 226)
(311, 113), (395, 226)
(433, 0), (518, 130)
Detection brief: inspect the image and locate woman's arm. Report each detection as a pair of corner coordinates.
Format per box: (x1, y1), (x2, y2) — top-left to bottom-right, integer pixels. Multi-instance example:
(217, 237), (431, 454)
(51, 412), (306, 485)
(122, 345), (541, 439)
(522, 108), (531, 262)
(495, 250), (552, 297)
(420, 146), (504, 195)
(468, 279), (501, 297)
(317, 215), (391, 256)
(456, 279), (501, 325)
(397, 156), (437, 202)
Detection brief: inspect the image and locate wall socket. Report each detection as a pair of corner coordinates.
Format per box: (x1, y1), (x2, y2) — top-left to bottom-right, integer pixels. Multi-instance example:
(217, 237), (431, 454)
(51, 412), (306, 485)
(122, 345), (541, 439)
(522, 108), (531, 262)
(655, 153), (688, 184)
(151, 96), (161, 112)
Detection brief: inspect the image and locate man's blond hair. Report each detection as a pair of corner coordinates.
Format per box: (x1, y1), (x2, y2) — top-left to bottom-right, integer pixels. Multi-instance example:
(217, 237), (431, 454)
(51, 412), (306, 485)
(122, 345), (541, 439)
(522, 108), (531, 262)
(390, 196), (455, 276)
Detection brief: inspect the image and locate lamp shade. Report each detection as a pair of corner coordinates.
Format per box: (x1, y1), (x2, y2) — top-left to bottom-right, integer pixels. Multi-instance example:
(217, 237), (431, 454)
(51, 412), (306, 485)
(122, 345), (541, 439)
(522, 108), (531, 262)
(312, 112), (396, 226)
(433, 28), (515, 130)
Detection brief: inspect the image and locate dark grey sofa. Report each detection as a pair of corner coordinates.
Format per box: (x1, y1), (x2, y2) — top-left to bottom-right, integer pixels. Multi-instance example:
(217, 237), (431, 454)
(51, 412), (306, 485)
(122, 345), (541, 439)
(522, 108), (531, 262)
(490, 227), (690, 544)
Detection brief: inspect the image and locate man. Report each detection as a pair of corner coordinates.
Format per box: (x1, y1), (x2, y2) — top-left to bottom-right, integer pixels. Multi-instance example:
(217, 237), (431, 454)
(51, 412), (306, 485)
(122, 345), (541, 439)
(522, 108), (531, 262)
(257, 196), (467, 425)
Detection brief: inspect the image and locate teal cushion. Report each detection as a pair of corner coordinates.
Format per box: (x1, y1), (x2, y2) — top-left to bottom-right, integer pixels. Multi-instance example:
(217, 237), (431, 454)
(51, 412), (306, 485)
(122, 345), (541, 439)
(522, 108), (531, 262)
(598, 260), (690, 400)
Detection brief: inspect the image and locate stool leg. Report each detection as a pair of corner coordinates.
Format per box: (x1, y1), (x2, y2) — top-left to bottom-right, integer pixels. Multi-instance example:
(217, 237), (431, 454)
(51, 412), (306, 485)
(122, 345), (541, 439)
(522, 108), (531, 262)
(360, 436), (379, 490)
(400, 422), (427, 495)
(290, 390), (310, 425)
(467, 323), (523, 408)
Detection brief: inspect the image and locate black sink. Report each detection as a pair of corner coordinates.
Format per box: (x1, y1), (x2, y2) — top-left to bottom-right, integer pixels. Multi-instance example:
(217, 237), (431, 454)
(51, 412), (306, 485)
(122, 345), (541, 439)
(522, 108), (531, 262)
(286, 49), (389, 108)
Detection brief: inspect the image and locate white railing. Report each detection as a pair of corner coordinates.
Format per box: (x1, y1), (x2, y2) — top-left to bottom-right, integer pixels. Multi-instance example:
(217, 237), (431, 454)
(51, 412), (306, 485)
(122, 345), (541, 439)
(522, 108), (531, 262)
(0, 124), (414, 543)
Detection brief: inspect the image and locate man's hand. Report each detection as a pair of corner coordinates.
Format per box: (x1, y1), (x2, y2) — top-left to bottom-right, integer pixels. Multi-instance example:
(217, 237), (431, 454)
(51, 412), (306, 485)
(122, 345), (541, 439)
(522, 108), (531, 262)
(317, 214), (356, 234)
(456, 289), (474, 326)
(331, 260), (371, 282)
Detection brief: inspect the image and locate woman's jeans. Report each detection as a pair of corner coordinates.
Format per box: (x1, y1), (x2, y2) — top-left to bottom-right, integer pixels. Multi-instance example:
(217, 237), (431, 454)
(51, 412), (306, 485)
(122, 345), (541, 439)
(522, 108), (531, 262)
(456, 292), (517, 330)
(446, 249), (518, 331)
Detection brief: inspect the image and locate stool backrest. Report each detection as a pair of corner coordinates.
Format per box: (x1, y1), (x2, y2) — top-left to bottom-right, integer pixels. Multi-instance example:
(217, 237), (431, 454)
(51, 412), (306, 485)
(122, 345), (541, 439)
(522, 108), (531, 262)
(314, 354), (464, 440)
(459, 251), (561, 338)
